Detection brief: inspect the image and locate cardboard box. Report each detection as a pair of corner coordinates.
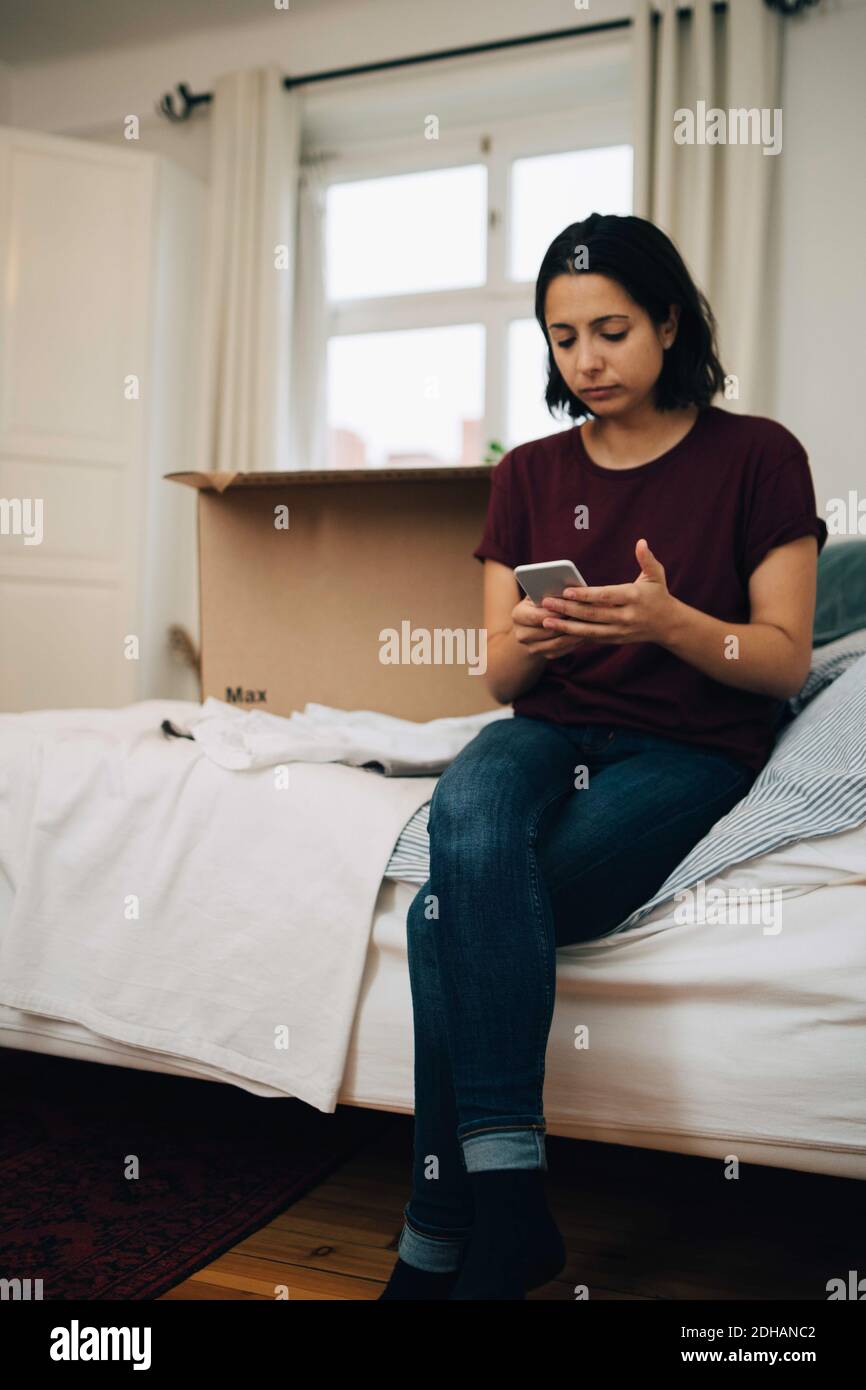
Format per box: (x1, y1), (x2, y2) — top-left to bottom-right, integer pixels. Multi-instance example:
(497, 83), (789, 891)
(166, 466), (502, 721)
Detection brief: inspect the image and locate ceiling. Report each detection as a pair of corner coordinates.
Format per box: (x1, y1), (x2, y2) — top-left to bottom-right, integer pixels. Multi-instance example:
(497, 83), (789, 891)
(0, 0), (324, 65)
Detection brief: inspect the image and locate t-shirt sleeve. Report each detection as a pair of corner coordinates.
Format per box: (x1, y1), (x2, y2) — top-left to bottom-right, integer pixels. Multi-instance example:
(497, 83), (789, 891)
(472, 453), (522, 569)
(741, 447), (828, 583)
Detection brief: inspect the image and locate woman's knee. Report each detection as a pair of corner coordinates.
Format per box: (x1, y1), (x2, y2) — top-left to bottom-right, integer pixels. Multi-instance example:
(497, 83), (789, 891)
(429, 756), (496, 840)
(430, 726), (536, 832)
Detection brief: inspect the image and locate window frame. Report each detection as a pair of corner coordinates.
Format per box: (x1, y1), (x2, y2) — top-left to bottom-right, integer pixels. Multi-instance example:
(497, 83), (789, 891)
(321, 101), (632, 460)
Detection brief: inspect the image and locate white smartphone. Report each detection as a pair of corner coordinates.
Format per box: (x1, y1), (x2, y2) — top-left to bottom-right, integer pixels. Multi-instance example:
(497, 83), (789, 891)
(513, 559), (589, 606)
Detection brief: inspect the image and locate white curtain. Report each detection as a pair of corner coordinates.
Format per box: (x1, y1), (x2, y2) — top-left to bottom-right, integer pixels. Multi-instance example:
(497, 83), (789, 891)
(631, 0), (783, 414)
(195, 64), (328, 474)
(289, 152), (328, 474)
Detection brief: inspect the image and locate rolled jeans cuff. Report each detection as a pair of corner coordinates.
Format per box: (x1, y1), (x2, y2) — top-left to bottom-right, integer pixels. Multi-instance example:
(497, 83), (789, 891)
(459, 1123), (548, 1172)
(398, 1204), (471, 1273)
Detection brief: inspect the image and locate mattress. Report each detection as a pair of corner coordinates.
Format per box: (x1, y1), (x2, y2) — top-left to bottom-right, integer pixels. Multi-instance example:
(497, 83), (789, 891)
(2, 828), (865, 1181)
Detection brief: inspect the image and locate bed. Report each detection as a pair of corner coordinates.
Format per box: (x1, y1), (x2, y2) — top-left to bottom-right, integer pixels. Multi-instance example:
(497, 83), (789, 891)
(1, 847), (863, 1180)
(1, 552), (865, 1183)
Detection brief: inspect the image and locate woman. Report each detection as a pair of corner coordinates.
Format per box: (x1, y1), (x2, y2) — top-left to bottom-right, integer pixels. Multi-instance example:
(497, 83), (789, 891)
(380, 213), (828, 1301)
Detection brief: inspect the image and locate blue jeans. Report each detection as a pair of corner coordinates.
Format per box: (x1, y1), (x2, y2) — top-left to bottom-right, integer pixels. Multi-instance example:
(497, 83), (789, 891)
(398, 715), (758, 1272)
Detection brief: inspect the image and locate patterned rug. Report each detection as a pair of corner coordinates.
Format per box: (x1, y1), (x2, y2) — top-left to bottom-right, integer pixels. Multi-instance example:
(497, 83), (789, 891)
(0, 1048), (389, 1300)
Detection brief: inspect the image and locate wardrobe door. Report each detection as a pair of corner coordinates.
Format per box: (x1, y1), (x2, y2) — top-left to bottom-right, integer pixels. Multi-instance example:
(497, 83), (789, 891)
(0, 126), (155, 710)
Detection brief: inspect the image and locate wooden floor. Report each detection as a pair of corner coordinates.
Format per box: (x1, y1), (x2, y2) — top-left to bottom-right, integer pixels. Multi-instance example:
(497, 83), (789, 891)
(161, 1115), (865, 1300)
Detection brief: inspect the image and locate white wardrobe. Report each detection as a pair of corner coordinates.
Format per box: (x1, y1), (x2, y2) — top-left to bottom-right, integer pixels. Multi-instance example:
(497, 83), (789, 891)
(0, 126), (204, 710)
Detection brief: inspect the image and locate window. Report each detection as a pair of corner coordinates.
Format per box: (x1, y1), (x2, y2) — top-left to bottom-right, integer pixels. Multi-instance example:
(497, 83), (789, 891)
(326, 165), (486, 301)
(324, 118), (633, 470)
(328, 325), (485, 469)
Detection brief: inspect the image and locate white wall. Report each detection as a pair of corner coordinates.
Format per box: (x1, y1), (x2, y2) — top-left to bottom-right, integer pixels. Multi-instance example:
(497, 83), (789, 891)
(4, 0), (864, 513)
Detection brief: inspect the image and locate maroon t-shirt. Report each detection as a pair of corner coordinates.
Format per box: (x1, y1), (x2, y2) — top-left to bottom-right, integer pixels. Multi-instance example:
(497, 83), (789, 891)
(473, 404), (828, 772)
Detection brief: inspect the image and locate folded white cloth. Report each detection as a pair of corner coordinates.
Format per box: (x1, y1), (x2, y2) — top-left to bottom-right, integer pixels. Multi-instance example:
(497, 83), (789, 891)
(0, 700), (438, 1109)
(173, 697), (513, 775)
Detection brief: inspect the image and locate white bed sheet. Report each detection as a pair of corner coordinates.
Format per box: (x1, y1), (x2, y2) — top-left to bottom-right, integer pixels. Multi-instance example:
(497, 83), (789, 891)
(2, 823), (864, 1180)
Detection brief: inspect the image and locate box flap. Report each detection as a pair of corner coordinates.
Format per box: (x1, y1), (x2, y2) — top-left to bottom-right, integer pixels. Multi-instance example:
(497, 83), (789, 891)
(164, 471), (240, 493)
(165, 465), (495, 491)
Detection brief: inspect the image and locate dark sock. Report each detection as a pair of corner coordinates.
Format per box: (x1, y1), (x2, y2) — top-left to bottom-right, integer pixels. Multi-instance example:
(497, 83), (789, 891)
(449, 1168), (566, 1301)
(378, 1256), (461, 1300)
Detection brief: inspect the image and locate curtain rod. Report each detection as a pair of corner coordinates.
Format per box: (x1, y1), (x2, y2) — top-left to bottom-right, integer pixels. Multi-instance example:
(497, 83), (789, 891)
(156, 1), (810, 123)
(158, 17), (633, 120)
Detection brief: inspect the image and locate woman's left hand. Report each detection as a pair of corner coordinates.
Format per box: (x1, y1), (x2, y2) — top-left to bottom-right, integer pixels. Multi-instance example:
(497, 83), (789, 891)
(539, 539), (678, 646)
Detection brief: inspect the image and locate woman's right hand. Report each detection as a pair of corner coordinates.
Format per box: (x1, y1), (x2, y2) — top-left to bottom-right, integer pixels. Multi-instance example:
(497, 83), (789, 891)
(511, 596), (587, 661)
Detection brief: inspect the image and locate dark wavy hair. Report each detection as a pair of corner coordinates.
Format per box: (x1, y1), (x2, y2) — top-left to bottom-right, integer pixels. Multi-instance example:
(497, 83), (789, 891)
(535, 213), (726, 421)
